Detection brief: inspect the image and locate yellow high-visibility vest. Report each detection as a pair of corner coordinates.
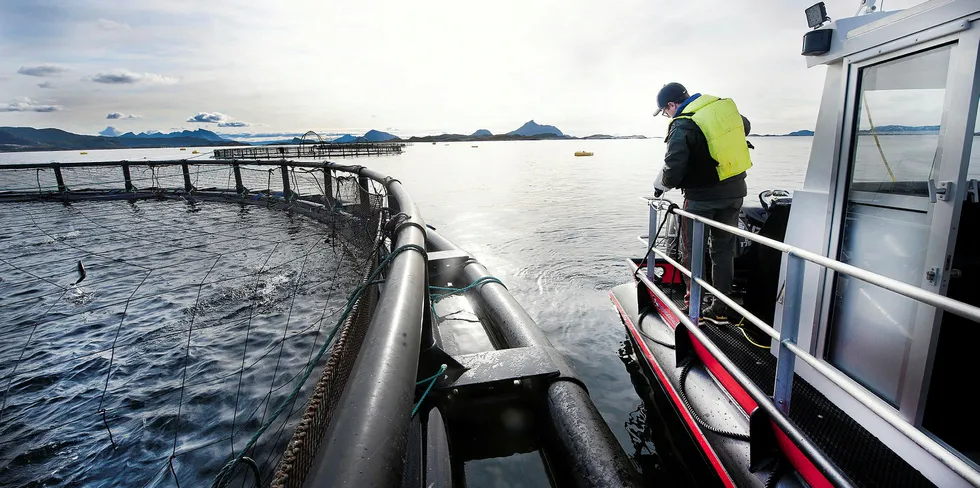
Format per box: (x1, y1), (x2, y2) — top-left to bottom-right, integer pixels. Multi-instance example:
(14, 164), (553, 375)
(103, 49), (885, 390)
(669, 95), (752, 180)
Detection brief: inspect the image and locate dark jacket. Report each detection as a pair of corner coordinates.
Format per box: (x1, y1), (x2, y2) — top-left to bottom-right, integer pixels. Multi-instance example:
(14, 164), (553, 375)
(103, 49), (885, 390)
(661, 117), (748, 201)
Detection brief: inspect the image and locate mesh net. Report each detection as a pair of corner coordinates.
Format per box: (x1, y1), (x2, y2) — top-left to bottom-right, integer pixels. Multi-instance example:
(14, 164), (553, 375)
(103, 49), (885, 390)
(0, 161), (390, 487)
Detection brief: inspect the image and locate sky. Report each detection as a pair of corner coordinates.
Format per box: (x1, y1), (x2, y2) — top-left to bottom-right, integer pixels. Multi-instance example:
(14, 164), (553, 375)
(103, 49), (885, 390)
(0, 0), (927, 139)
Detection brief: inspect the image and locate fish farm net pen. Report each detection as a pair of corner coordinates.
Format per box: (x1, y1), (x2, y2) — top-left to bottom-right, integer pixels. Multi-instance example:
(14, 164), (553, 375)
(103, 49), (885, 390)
(0, 159), (393, 486)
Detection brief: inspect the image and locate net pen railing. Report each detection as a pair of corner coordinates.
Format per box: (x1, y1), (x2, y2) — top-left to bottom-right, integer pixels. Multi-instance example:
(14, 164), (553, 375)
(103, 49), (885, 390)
(0, 159), (428, 487)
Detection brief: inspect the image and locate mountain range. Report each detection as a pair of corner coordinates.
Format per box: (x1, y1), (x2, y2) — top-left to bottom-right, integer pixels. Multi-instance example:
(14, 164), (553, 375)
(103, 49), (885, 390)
(0, 127), (245, 152)
(18, 119), (944, 153)
(117, 128), (229, 142)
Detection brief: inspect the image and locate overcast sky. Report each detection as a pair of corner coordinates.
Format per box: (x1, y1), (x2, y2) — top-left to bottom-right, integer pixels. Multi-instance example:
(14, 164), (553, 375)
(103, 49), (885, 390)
(0, 0), (926, 138)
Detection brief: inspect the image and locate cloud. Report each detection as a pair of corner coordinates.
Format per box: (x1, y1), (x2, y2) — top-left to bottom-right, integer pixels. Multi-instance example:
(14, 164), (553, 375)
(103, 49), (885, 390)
(99, 126), (122, 137)
(89, 69), (177, 85)
(37, 81), (56, 89)
(17, 64), (68, 77)
(107, 112), (140, 119)
(186, 112), (249, 126)
(97, 19), (131, 31)
(0, 97), (63, 112)
(186, 112), (228, 123)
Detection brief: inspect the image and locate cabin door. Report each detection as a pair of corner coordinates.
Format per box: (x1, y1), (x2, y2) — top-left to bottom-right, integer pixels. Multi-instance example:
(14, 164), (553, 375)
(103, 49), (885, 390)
(823, 31), (980, 423)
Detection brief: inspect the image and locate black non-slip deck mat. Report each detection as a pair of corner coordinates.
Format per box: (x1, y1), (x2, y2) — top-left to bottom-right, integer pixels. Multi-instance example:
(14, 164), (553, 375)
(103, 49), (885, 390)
(699, 323), (934, 487)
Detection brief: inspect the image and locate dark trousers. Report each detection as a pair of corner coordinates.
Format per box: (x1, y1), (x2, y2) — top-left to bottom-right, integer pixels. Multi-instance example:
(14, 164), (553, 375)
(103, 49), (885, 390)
(681, 197), (743, 298)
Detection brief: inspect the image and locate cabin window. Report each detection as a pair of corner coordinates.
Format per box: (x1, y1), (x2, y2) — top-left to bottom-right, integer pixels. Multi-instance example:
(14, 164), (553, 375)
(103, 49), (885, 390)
(827, 45), (953, 406)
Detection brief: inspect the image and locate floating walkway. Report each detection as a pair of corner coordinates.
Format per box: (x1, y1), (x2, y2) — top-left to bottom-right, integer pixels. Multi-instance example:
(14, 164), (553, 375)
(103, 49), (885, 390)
(213, 142), (404, 160)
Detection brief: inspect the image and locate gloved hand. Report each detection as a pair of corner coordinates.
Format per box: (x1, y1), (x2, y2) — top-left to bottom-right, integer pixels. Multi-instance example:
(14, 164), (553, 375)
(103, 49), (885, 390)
(653, 168), (670, 197)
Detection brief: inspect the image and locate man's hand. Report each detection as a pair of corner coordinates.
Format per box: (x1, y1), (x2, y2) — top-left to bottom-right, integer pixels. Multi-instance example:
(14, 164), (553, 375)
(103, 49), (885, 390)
(653, 168), (669, 198)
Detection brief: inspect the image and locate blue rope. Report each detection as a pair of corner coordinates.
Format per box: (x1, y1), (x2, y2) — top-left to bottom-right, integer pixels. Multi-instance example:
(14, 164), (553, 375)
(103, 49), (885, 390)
(211, 243), (426, 488)
(412, 364), (446, 418)
(429, 276), (505, 303)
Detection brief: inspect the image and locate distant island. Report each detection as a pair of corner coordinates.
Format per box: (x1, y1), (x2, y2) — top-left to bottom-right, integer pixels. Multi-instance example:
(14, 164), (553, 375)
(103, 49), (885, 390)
(0, 120), (643, 152)
(750, 130), (814, 137)
(0, 127), (246, 152)
(403, 121), (646, 143)
(750, 125), (944, 137)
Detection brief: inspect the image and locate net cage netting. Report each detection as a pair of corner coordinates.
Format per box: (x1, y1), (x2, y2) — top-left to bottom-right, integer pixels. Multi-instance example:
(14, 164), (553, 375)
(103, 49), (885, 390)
(0, 161), (392, 487)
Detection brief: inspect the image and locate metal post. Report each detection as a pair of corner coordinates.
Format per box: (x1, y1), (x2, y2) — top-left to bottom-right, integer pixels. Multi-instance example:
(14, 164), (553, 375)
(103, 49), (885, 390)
(181, 162), (192, 192)
(121, 163), (133, 192)
(233, 163), (244, 194)
(358, 175), (370, 216)
(647, 203), (659, 280)
(323, 168), (334, 207)
(774, 253), (804, 415)
(53, 164), (66, 193)
(689, 220), (705, 324)
(280, 164), (291, 200)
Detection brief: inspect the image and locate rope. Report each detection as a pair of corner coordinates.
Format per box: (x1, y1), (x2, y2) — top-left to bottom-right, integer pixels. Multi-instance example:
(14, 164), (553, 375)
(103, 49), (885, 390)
(733, 317), (771, 349)
(634, 202), (678, 280)
(637, 308), (675, 349)
(678, 359), (751, 442)
(412, 364), (446, 418)
(211, 243), (426, 488)
(863, 98), (898, 183)
(429, 276), (505, 302)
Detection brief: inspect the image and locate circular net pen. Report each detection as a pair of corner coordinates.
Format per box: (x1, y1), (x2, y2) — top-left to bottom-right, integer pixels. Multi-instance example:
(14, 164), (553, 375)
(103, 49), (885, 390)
(0, 160), (416, 487)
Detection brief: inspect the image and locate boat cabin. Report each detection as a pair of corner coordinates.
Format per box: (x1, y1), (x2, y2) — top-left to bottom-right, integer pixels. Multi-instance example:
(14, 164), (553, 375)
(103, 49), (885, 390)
(780, 0), (980, 484)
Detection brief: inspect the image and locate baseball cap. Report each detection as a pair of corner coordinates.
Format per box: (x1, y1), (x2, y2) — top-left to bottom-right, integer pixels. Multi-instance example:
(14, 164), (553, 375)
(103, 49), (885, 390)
(653, 82), (690, 116)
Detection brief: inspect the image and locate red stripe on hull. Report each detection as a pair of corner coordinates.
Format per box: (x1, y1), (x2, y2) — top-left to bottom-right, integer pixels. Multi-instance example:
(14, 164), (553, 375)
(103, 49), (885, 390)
(644, 286), (834, 488)
(688, 330), (758, 414)
(610, 291), (736, 488)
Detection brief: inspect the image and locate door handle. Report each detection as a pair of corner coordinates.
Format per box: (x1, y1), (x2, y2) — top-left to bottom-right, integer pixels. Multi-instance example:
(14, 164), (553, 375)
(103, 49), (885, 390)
(927, 179), (953, 203)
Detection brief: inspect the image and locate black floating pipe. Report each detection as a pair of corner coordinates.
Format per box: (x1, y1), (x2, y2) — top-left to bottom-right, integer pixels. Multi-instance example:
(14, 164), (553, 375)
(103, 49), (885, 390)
(425, 230), (642, 488)
(426, 408), (453, 486)
(304, 173), (428, 488)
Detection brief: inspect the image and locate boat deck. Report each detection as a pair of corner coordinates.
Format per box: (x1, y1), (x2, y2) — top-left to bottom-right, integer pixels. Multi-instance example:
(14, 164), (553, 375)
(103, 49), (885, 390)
(615, 279), (935, 487)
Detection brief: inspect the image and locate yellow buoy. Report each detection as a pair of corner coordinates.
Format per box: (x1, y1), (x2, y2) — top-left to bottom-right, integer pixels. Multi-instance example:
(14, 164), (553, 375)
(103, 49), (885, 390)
(80, 151), (88, 155)
(192, 150), (200, 154)
(574, 151), (594, 157)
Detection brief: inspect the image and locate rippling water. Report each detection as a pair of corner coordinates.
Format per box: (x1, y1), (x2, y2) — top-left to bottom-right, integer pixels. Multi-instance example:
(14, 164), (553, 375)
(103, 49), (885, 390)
(0, 138), (814, 486)
(0, 198), (363, 486)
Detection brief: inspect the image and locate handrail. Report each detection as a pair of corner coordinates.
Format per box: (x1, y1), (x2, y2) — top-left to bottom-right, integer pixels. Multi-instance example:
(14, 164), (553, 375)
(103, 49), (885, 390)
(634, 266), (855, 488)
(672, 206), (980, 324)
(643, 201), (980, 486)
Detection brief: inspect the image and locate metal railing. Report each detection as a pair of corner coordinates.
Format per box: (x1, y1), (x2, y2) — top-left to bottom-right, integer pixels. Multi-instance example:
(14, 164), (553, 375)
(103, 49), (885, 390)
(642, 198), (980, 487)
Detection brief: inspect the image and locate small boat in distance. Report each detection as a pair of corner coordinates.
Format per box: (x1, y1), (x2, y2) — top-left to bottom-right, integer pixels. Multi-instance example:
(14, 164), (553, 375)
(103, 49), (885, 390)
(574, 151), (593, 157)
(179, 148), (186, 151)
(471, 145), (478, 148)
(192, 150), (200, 154)
(79, 152), (88, 155)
